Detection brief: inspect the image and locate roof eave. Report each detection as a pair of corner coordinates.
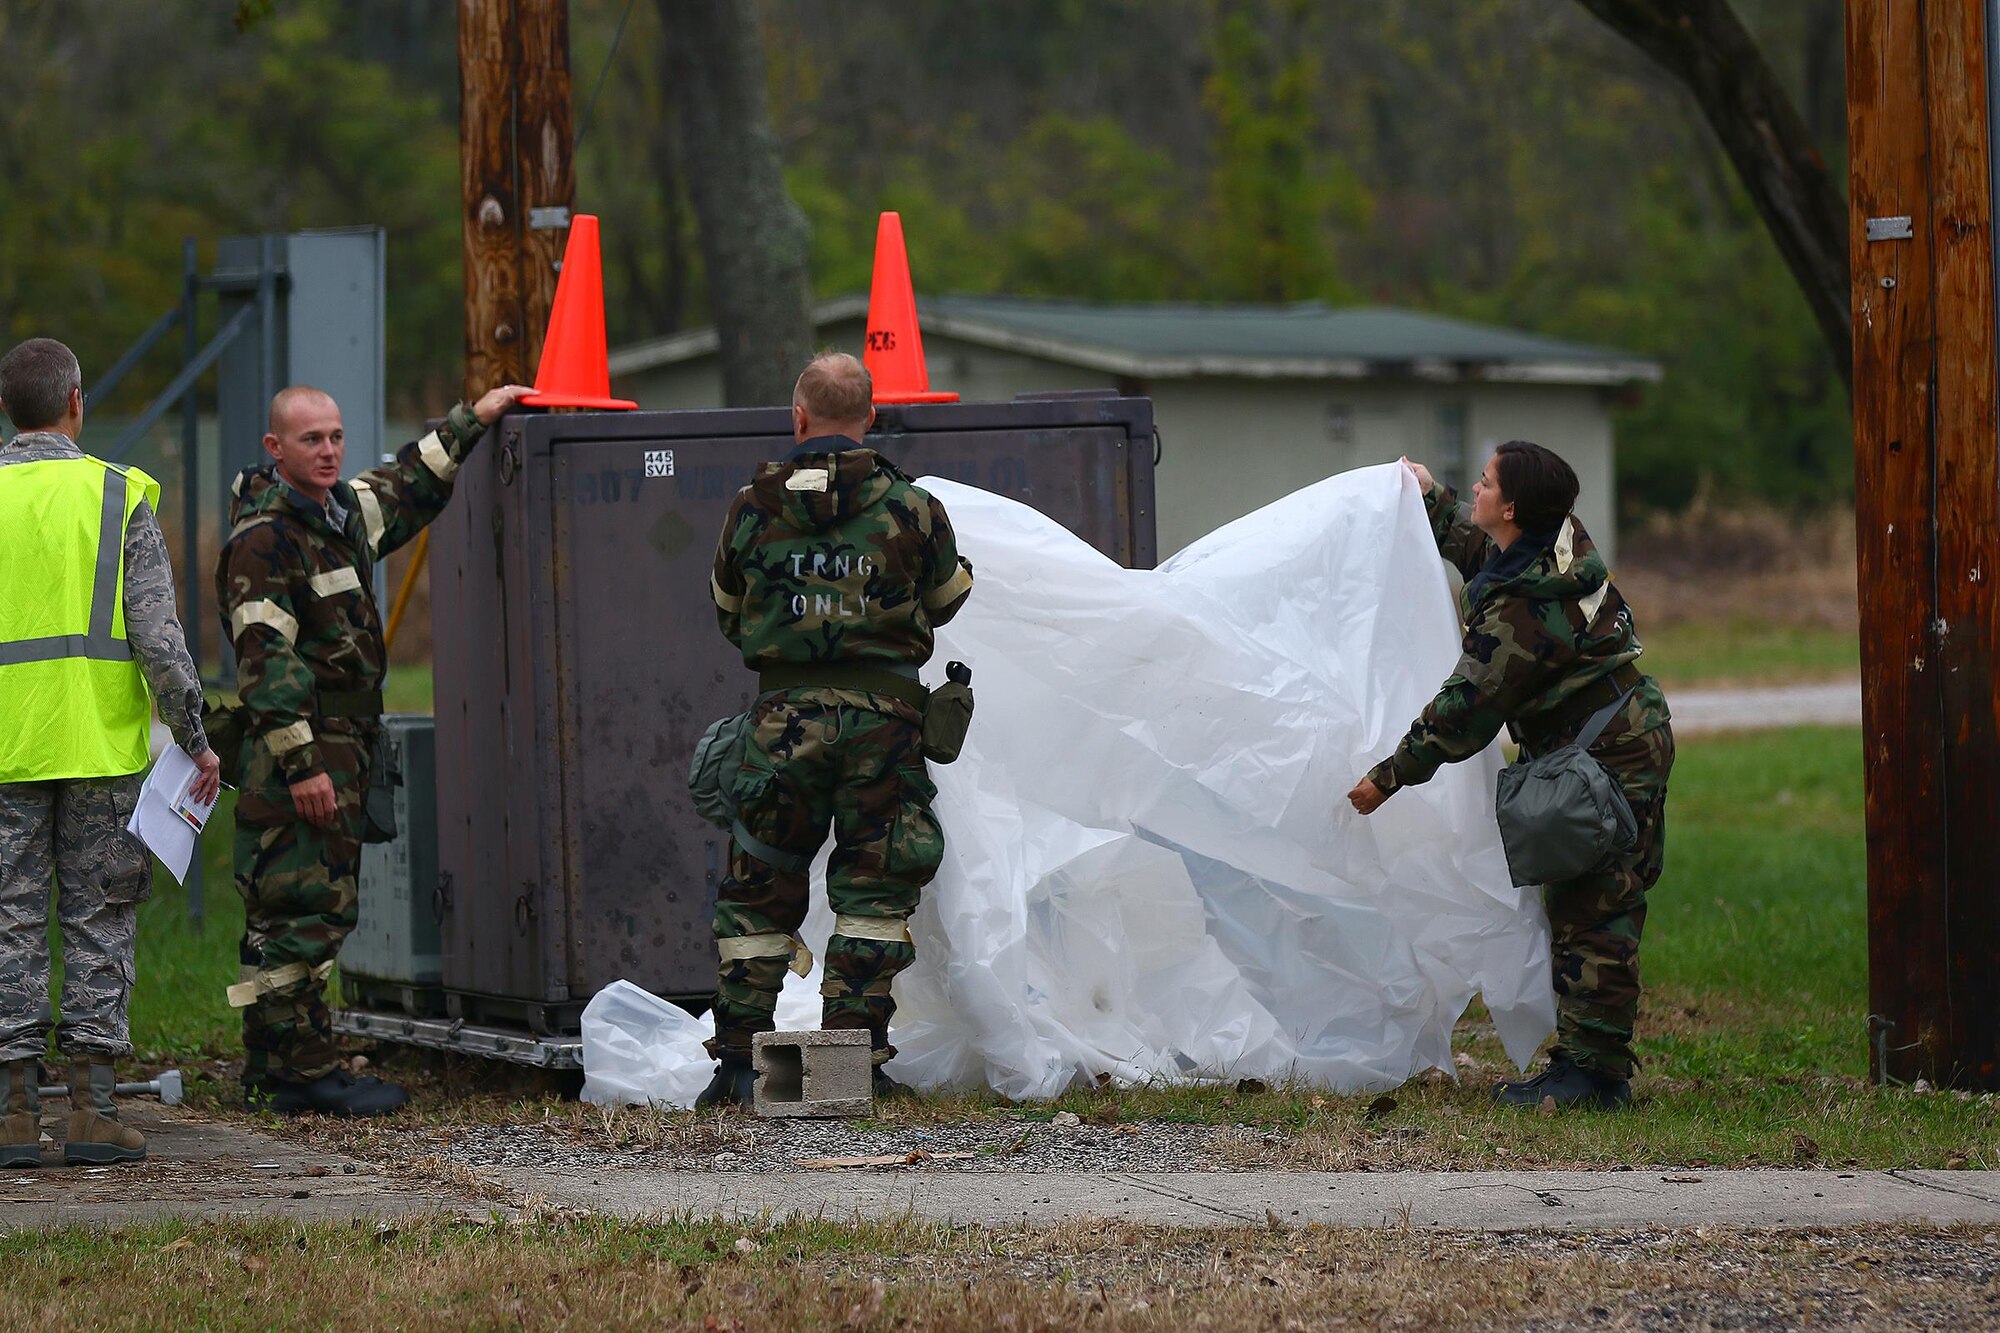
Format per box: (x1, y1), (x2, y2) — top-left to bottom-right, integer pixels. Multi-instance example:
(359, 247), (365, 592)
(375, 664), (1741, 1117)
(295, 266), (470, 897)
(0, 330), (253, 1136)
(608, 296), (1664, 387)
(1474, 359), (1665, 386)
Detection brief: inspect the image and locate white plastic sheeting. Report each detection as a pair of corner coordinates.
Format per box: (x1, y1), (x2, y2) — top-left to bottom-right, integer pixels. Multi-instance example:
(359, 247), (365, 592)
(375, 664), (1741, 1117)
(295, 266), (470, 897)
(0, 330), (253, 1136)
(580, 463), (1554, 1108)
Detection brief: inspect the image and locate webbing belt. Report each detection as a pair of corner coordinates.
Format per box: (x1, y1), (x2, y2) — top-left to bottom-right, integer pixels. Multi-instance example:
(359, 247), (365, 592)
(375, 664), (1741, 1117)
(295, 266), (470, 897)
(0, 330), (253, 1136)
(757, 660), (928, 711)
(730, 819), (816, 875)
(0, 468), (132, 667)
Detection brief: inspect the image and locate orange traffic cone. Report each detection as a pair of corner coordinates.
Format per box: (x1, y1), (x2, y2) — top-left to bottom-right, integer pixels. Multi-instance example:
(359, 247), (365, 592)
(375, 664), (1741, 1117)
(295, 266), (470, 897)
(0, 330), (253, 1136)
(522, 214), (638, 410)
(863, 212), (958, 404)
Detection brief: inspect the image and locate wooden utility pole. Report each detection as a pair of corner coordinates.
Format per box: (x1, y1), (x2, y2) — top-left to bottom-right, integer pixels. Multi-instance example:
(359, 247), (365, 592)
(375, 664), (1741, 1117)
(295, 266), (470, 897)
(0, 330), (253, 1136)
(459, 0), (574, 402)
(1846, 1), (2000, 1089)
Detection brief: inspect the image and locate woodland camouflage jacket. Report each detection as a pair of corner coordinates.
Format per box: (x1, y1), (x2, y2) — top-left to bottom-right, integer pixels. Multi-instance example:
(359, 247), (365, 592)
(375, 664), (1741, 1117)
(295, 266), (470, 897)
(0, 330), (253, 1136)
(710, 440), (974, 670)
(214, 404), (485, 783)
(1368, 478), (1671, 795)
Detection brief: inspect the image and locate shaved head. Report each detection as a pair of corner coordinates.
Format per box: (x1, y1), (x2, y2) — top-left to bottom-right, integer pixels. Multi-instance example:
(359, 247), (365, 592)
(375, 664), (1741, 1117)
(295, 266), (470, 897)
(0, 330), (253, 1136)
(263, 386), (346, 504)
(792, 353), (873, 436)
(269, 385), (338, 436)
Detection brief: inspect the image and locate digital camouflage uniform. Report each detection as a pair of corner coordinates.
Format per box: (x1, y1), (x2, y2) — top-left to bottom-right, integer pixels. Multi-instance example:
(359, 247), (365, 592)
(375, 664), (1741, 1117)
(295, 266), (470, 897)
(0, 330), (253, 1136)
(0, 431), (207, 1065)
(215, 405), (486, 1087)
(1366, 479), (1675, 1079)
(707, 438), (974, 1064)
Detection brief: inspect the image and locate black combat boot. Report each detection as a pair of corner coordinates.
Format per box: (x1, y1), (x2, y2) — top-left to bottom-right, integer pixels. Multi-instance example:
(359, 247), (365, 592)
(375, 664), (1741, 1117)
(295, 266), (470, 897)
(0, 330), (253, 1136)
(871, 1067), (914, 1101)
(1491, 1055), (1631, 1111)
(248, 1069), (410, 1118)
(695, 1056), (758, 1109)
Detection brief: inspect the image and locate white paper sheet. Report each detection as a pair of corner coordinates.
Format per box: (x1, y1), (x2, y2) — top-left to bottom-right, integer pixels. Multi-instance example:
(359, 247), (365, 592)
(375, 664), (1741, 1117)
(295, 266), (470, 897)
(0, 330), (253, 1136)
(125, 745), (216, 885)
(582, 463), (1555, 1106)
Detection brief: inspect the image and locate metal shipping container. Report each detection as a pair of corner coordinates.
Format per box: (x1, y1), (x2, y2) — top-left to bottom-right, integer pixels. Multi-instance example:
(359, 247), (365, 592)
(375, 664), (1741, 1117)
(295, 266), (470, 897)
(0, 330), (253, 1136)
(429, 396), (1156, 1032)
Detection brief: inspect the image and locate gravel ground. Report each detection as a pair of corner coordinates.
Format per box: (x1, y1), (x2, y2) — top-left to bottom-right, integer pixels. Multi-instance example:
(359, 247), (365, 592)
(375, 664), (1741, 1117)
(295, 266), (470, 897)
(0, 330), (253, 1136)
(421, 1115), (1272, 1176)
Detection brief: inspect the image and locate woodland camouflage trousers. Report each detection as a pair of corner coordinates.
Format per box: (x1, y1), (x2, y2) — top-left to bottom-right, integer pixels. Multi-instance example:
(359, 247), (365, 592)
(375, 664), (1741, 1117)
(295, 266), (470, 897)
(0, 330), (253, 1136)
(709, 688), (944, 1063)
(232, 729), (369, 1086)
(1545, 721), (1675, 1080)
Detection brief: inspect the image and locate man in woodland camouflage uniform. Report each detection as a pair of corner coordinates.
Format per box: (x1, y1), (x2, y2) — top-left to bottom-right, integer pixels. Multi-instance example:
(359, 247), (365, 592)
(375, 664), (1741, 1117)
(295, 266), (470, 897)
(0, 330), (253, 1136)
(216, 381), (529, 1116)
(698, 352), (974, 1107)
(0, 338), (220, 1166)
(1348, 445), (1673, 1110)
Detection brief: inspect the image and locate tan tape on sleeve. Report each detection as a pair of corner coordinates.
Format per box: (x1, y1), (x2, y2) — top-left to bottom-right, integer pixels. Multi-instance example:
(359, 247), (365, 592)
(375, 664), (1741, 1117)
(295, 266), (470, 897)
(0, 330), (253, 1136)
(307, 567), (363, 598)
(416, 430), (459, 482)
(711, 573), (744, 614)
(230, 599), (299, 644)
(923, 563), (974, 611)
(832, 914), (912, 945)
(263, 719), (314, 756)
(349, 477), (387, 556)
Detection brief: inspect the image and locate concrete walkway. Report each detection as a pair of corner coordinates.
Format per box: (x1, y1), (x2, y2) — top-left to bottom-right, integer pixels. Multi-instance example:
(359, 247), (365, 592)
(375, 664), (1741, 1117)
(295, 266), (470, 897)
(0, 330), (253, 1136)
(1669, 679), (1862, 733)
(515, 1164), (2000, 1232)
(10, 1102), (1996, 1234)
(0, 1105), (487, 1231)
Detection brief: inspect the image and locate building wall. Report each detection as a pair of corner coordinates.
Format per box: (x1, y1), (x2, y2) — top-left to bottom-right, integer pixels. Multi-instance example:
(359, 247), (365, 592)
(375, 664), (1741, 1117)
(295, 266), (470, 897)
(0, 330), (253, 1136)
(613, 331), (1619, 562)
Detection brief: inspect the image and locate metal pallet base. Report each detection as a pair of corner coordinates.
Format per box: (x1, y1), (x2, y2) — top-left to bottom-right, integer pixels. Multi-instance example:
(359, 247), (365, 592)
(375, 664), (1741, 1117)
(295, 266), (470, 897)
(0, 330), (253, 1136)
(334, 1007), (582, 1069)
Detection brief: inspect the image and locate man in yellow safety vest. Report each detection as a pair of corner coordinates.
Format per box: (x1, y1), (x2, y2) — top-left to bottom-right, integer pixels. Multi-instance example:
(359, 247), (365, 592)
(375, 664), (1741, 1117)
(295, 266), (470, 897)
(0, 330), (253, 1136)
(0, 338), (219, 1168)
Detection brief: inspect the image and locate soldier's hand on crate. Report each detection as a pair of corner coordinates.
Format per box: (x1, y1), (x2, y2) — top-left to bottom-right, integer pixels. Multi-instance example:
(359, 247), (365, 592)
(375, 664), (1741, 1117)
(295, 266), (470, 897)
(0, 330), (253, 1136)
(289, 772), (338, 828)
(472, 384), (537, 425)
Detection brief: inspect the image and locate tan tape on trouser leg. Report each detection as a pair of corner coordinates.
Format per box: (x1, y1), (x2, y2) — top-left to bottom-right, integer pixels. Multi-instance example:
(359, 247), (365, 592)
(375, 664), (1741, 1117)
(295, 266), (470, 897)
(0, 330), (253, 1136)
(717, 932), (814, 978)
(225, 960), (335, 1008)
(830, 914), (912, 945)
(823, 915), (916, 1065)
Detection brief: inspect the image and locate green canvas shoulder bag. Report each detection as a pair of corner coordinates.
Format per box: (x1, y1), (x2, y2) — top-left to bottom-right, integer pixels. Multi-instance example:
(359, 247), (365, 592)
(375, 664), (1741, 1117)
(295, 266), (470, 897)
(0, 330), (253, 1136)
(1494, 686), (1637, 886)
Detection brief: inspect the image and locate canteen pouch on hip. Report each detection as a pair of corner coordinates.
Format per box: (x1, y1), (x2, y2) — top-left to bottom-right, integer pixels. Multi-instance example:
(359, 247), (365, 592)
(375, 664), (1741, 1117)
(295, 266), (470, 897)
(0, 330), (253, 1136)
(1493, 688), (1637, 885)
(361, 725), (402, 845)
(202, 701), (247, 789)
(921, 661), (975, 764)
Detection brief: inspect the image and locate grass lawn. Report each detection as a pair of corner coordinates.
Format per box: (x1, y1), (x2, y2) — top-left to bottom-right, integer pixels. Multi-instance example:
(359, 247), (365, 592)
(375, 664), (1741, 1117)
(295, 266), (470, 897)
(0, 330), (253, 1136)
(1638, 619), (1859, 690)
(101, 724), (1996, 1171)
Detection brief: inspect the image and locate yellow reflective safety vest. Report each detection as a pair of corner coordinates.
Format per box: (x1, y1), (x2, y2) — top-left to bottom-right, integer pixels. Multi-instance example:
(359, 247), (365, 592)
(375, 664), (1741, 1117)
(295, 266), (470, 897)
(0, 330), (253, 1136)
(0, 454), (163, 781)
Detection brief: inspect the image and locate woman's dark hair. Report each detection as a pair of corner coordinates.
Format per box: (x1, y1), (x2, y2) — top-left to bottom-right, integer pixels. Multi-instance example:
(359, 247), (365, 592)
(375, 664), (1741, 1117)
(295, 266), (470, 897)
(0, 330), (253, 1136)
(1491, 440), (1579, 533)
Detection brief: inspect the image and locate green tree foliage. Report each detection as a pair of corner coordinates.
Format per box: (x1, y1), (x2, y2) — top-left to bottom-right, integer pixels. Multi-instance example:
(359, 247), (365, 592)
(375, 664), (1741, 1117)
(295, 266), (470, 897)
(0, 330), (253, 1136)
(0, 0), (1849, 513)
(1200, 1), (1361, 302)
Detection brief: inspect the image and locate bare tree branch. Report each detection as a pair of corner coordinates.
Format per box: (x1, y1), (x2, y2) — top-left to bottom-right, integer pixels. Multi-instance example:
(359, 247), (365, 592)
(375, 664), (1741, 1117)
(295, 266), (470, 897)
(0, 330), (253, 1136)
(1577, 0), (1851, 391)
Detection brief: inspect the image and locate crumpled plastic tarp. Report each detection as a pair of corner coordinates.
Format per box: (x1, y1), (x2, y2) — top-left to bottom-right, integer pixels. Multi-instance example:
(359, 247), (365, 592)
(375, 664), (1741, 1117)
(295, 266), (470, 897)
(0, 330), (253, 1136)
(581, 463), (1554, 1107)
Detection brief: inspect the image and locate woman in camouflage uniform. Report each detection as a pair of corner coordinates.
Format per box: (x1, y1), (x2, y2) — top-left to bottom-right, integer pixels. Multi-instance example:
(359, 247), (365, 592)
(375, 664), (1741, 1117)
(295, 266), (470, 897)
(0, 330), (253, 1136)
(1347, 442), (1674, 1110)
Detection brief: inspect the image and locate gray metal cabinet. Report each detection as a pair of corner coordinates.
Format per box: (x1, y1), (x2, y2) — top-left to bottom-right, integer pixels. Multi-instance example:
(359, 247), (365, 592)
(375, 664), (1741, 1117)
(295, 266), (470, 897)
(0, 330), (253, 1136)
(344, 714), (442, 1014)
(429, 398), (1155, 1030)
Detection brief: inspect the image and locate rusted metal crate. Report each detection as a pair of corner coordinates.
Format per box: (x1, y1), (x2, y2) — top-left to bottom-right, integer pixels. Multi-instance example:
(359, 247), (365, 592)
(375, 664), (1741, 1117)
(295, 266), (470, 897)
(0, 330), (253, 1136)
(427, 396), (1155, 1032)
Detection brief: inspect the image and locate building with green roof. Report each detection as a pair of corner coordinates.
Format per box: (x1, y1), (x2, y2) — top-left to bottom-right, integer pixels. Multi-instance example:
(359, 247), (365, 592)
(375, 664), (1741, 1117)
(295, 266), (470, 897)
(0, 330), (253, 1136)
(609, 295), (1660, 559)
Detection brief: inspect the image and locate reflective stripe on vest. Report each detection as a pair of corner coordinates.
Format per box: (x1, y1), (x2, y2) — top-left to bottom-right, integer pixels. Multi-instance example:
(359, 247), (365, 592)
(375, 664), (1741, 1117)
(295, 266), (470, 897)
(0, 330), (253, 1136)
(0, 457), (159, 781)
(0, 467), (132, 665)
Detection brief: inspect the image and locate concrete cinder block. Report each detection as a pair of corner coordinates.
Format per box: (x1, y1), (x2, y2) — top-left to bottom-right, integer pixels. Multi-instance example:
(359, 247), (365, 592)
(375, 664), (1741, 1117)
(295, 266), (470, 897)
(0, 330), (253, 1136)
(752, 1029), (872, 1118)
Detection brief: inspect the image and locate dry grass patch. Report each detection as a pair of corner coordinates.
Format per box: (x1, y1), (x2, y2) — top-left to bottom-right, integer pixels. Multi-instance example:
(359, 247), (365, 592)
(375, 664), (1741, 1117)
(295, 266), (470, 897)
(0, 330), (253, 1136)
(6, 1214), (1996, 1331)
